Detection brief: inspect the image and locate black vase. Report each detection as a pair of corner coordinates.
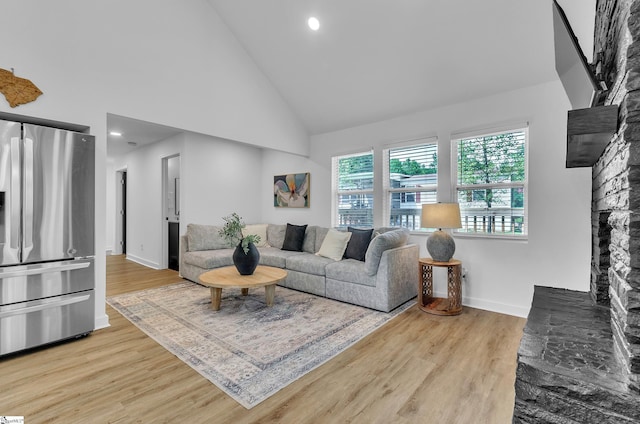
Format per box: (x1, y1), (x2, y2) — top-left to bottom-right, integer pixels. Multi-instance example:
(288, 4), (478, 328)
(232, 241), (260, 275)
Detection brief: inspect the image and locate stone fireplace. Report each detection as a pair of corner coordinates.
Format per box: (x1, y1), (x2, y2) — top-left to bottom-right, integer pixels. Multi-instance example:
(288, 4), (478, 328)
(592, 0), (640, 394)
(513, 0), (640, 422)
(591, 211), (611, 305)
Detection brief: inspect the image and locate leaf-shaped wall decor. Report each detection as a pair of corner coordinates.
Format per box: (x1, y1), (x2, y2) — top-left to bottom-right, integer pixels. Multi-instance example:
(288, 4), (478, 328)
(0, 68), (43, 108)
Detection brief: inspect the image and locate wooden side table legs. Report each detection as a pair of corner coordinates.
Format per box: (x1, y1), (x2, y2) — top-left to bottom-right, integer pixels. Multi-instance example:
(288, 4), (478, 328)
(418, 259), (462, 316)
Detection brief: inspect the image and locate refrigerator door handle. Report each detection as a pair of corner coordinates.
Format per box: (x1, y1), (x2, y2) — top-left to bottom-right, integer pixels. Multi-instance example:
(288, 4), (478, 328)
(0, 292), (91, 319)
(9, 136), (21, 260)
(22, 136), (33, 258)
(0, 259), (91, 279)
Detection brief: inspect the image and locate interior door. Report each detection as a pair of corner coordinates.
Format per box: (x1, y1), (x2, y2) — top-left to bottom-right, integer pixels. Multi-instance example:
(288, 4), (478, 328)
(121, 171), (127, 254)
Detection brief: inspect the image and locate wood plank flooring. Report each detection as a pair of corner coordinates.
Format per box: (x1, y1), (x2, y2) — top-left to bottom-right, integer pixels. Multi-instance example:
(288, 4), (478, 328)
(0, 255), (525, 423)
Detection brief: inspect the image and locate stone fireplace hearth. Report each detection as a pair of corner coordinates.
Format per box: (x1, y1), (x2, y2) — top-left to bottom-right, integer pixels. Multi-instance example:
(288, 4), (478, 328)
(513, 0), (640, 422)
(513, 286), (639, 423)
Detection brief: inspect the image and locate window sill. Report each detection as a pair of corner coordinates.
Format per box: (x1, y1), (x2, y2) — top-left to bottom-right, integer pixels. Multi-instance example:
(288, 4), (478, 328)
(410, 229), (528, 242)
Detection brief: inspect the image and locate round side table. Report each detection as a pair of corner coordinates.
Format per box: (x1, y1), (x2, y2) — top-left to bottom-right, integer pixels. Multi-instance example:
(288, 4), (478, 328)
(418, 257), (463, 316)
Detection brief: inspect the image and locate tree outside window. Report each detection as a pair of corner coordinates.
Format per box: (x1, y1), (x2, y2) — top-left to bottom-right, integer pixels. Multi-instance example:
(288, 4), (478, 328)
(384, 142), (438, 230)
(333, 152), (374, 228)
(455, 129), (527, 236)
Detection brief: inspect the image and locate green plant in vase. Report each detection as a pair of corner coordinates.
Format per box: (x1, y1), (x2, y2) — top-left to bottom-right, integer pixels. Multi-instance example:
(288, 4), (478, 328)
(219, 213), (261, 252)
(219, 213), (261, 275)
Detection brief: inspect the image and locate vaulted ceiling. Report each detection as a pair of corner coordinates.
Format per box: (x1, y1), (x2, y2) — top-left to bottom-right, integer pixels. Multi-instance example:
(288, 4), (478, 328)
(108, 0), (595, 155)
(207, 0), (593, 135)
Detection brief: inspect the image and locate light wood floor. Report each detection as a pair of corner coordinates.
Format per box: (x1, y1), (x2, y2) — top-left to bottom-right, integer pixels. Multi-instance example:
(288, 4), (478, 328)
(0, 255), (525, 423)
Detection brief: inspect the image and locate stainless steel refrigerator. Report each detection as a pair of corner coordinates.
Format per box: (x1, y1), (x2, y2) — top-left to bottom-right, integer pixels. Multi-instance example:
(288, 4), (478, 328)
(0, 119), (95, 356)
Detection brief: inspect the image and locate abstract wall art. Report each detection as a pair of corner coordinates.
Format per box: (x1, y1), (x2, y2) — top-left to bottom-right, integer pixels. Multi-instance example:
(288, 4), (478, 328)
(274, 173), (310, 208)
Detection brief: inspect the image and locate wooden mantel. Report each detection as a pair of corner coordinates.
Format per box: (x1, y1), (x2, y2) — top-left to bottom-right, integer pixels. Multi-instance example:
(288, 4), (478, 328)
(566, 105), (618, 168)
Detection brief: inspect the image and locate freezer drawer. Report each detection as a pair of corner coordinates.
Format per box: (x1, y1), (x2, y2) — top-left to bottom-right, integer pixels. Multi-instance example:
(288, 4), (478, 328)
(0, 289), (94, 356)
(0, 258), (94, 305)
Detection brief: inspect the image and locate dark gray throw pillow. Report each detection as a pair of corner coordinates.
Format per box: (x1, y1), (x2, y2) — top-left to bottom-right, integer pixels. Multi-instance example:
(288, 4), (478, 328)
(344, 227), (374, 261)
(282, 223), (308, 251)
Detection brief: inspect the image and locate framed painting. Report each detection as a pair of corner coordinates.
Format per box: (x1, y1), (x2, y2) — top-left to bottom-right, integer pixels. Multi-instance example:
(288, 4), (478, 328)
(274, 172), (310, 208)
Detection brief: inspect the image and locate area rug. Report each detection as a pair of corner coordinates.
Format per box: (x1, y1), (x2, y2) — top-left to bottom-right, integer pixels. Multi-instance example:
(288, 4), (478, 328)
(107, 281), (414, 409)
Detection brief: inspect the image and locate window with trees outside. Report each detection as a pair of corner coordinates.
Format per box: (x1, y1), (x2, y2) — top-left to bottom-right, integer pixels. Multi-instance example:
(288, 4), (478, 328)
(332, 151), (374, 228)
(453, 128), (527, 236)
(383, 142), (438, 230)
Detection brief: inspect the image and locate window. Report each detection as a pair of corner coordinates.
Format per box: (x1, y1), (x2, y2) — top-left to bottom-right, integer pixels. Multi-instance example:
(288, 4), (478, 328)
(383, 141), (438, 230)
(453, 128), (527, 236)
(332, 151), (374, 228)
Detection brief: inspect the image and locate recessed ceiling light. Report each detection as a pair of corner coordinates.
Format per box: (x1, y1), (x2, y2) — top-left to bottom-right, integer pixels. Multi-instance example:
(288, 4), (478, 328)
(308, 17), (320, 31)
(110, 131), (122, 136)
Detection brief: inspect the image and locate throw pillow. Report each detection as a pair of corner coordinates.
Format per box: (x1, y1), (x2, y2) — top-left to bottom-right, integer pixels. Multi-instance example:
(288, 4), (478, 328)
(316, 229), (352, 261)
(281, 223), (308, 251)
(267, 224), (286, 249)
(242, 224), (269, 247)
(344, 227), (373, 261)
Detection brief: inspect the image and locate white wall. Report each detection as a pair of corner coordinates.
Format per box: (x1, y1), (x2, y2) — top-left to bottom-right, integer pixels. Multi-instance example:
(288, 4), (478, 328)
(180, 133), (263, 232)
(109, 134), (184, 268)
(260, 149), (330, 226)
(558, 0), (597, 61)
(108, 132), (263, 268)
(1, 0), (307, 329)
(262, 80), (592, 317)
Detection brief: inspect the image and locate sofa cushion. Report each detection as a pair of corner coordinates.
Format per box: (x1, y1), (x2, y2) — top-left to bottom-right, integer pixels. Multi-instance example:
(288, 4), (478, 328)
(317, 229), (352, 261)
(183, 248), (235, 269)
(186, 224), (233, 251)
(267, 224), (287, 249)
(282, 223), (308, 251)
(344, 227), (373, 262)
(364, 228), (409, 276)
(242, 224), (269, 247)
(315, 226), (330, 253)
(302, 226), (316, 254)
(286, 253), (333, 276)
(326, 259), (377, 287)
(258, 246), (304, 268)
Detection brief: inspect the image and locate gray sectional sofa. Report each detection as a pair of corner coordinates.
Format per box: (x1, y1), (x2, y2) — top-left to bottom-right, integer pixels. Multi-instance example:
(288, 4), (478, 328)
(179, 223), (418, 312)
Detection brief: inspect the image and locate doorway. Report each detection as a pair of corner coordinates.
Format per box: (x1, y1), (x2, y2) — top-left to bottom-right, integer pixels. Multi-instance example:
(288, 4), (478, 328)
(162, 155), (180, 270)
(115, 169), (127, 255)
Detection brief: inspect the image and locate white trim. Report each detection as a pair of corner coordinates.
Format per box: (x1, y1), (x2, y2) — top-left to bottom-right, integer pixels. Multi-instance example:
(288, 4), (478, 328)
(125, 254), (161, 270)
(382, 139), (438, 229)
(94, 314), (111, 330)
(451, 126), (529, 238)
(331, 150), (375, 227)
(425, 289), (530, 317)
(382, 134), (438, 149)
(451, 119), (530, 140)
(331, 147), (375, 159)
(462, 295), (530, 318)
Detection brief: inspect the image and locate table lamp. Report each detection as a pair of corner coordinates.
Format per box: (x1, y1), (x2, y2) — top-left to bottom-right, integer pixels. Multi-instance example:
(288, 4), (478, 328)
(421, 203), (462, 262)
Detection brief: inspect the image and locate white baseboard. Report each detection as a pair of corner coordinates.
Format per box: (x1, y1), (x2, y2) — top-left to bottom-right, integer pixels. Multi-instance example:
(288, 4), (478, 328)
(430, 289), (530, 318)
(463, 295), (530, 318)
(126, 254), (161, 270)
(94, 313), (110, 330)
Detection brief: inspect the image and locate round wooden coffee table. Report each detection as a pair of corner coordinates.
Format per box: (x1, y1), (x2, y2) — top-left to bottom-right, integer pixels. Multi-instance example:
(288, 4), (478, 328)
(198, 265), (288, 310)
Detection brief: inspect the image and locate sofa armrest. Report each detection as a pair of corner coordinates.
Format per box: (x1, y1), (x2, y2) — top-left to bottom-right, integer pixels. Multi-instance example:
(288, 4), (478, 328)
(375, 244), (419, 303)
(179, 234), (189, 277)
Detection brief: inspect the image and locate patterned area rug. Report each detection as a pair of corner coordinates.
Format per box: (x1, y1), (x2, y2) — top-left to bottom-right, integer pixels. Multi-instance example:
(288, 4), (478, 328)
(107, 281), (414, 409)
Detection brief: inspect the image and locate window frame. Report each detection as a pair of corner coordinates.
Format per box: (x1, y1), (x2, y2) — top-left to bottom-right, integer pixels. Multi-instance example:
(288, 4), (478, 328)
(451, 126), (529, 239)
(331, 150), (375, 228)
(383, 138), (438, 232)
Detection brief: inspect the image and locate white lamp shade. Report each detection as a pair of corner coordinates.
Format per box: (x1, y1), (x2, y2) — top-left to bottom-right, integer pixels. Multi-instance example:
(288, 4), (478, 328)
(421, 203), (461, 229)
